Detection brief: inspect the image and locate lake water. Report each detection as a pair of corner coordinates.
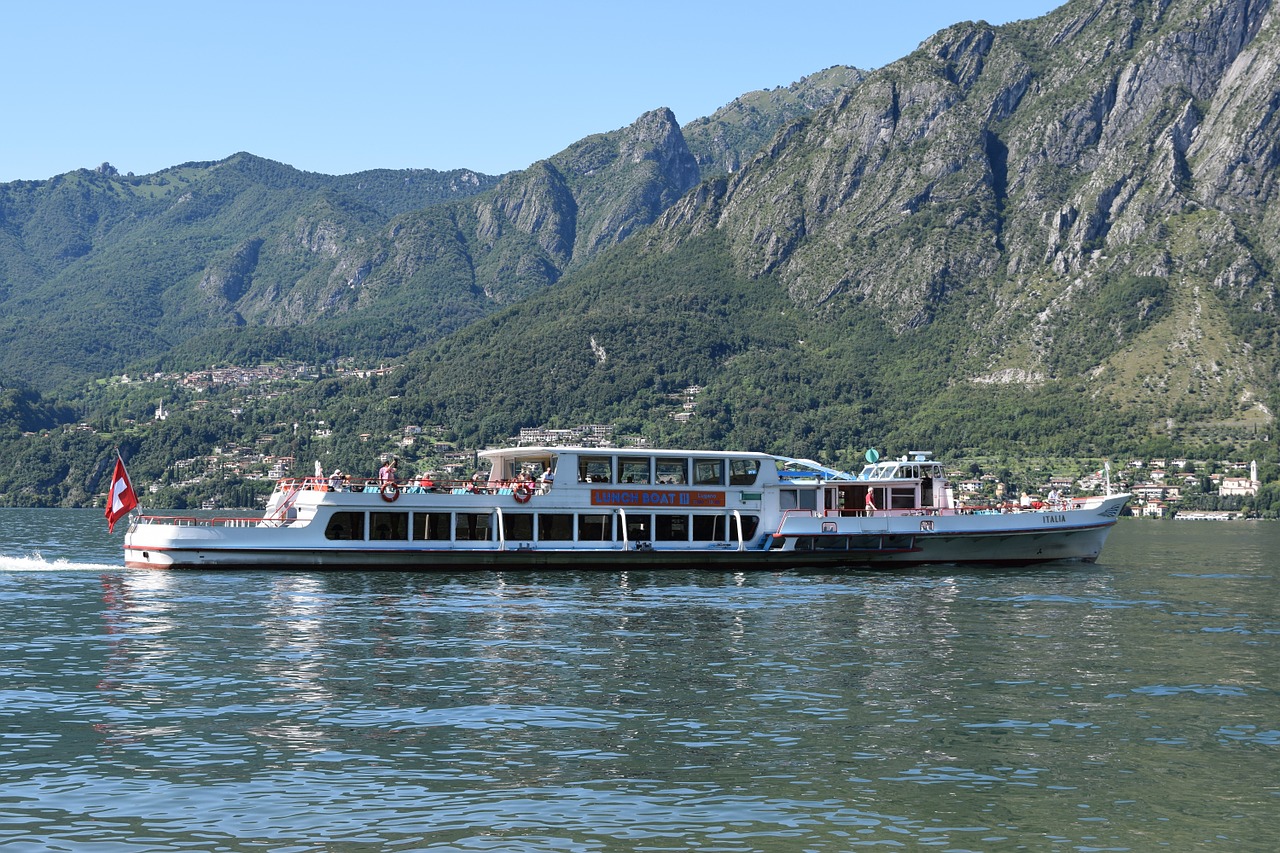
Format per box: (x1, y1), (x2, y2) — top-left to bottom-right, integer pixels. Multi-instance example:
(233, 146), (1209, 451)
(0, 509), (1275, 852)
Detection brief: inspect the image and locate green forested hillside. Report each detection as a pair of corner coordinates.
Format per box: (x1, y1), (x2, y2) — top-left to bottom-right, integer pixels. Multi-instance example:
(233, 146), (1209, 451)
(0, 233), (1225, 508)
(0, 157), (503, 387)
(344, 234), (1156, 463)
(2, 0), (1279, 509)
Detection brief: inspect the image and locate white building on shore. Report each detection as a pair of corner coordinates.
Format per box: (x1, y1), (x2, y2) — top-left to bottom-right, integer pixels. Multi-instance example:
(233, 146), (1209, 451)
(1219, 461), (1259, 497)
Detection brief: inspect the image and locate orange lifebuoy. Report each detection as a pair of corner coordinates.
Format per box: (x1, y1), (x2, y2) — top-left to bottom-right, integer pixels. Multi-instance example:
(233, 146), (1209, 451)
(380, 482), (400, 502)
(513, 484), (532, 503)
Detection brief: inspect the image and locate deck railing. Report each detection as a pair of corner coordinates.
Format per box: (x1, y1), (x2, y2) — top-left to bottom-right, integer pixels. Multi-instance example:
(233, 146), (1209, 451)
(133, 514), (263, 528)
(274, 476), (543, 496)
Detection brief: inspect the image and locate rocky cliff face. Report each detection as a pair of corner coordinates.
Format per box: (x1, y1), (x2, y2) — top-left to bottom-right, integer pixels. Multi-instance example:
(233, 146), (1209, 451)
(682, 66), (868, 176)
(5, 0), (1278, 439)
(650, 0), (1280, 420)
(358, 108), (701, 308)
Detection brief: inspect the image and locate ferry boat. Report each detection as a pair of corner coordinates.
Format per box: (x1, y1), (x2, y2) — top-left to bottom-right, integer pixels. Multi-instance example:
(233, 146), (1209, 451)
(123, 446), (1130, 570)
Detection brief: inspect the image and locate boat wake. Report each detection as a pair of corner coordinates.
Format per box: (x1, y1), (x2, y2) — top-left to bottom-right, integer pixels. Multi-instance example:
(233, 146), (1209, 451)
(0, 553), (122, 572)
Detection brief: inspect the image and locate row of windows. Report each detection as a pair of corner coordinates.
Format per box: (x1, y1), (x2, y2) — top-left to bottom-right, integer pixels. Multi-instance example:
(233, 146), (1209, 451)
(324, 510), (761, 543)
(574, 455), (761, 486)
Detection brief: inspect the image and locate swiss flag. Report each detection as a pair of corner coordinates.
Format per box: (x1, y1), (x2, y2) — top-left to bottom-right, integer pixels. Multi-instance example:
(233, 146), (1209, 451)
(105, 456), (138, 533)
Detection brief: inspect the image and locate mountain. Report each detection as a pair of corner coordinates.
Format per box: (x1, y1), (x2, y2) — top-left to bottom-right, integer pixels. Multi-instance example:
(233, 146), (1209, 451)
(0, 158), (503, 387)
(3, 0), (1280, 507)
(647, 0), (1280, 437)
(682, 66), (868, 175)
(343, 0), (1280, 461)
(0, 69), (860, 392)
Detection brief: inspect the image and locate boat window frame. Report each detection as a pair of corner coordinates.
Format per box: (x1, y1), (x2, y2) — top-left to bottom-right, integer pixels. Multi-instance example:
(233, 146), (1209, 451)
(324, 511), (365, 541)
(655, 513), (690, 541)
(624, 512), (652, 541)
(780, 489), (817, 511)
(692, 513), (727, 541)
(455, 512), (493, 542)
(370, 511), (409, 541)
(505, 512), (534, 541)
(537, 513), (574, 541)
(413, 511), (451, 541)
(578, 513), (613, 541)
(729, 458), (760, 486)
(655, 457), (688, 485)
(693, 459), (725, 486)
(578, 455), (614, 483)
(889, 487), (917, 510)
(619, 458), (651, 485)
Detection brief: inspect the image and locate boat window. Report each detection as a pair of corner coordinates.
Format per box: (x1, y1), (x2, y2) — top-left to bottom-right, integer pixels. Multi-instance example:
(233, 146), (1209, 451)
(738, 515), (760, 540)
(619, 459), (651, 484)
(578, 514), (613, 541)
(655, 514), (689, 541)
(325, 511), (364, 540)
(655, 458), (687, 485)
(538, 514), (574, 541)
(693, 459), (724, 486)
(505, 513), (534, 541)
(370, 512), (409, 541)
(413, 512), (450, 541)
(625, 513), (651, 541)
(890, 488), (916, 510)
(692, 514), (726, 541)
(781, 489), (818, 511)
(729, 459), (760, 486)
(578, 456), (613, 483)
(455, 512), (491, 541)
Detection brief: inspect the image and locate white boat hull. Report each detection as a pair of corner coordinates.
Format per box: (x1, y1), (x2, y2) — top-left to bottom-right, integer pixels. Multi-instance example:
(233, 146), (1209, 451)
(124, 502), (1126, 571)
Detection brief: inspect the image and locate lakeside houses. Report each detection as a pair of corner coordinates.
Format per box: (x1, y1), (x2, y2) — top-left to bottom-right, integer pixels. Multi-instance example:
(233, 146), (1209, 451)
(1220, 461), (1260, 496)
(71, 361), (1280, 516)
(514, 424), (616, 447)
(1141, 500), (1168, 518)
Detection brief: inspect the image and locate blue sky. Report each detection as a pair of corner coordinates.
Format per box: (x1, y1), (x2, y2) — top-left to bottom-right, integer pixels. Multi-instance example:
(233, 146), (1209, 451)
(2, 0), (1063, 182)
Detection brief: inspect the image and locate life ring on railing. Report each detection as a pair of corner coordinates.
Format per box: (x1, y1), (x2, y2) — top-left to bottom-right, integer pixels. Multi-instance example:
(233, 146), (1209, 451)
(380, 482), (400, 502)
(513, 484), (533, 503)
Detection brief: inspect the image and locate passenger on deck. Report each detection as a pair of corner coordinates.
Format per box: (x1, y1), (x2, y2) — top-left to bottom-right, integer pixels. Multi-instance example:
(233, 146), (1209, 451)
(865, 490), (877, 516)
(539, 467), (555, 491)
(379, 458), (398, 484)
(328, 469), (343, 491)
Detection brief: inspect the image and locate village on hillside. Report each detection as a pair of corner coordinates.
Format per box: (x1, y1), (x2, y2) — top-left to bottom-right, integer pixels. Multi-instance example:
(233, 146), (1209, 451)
(58, 365), (1270, 519)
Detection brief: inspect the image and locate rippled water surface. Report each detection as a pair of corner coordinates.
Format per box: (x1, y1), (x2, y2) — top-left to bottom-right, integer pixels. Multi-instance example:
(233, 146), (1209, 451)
(1, 510), (1276, 851)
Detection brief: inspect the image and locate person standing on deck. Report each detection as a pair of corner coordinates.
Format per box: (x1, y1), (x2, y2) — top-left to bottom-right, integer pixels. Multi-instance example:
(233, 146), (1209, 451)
(378, 458), (398, 484)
